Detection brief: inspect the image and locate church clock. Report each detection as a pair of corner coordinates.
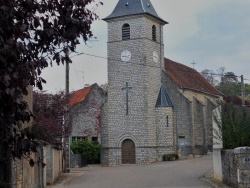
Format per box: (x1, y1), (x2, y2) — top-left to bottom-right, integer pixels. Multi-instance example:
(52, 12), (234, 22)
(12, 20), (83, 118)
(121, 50), (131, 62)
(153, 51), (159, 63)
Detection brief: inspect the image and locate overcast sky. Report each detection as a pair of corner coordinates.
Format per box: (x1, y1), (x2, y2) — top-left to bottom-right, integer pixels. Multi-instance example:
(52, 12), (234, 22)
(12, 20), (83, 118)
(41, 0), (250, 93)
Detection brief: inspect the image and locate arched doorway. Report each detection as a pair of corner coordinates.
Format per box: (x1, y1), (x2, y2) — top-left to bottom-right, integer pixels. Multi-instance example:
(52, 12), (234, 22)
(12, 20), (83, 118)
(122, 139), (135, 164)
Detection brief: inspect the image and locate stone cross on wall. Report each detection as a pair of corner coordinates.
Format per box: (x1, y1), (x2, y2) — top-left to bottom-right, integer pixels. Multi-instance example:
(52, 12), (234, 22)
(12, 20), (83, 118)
(122, 82), (132, 116)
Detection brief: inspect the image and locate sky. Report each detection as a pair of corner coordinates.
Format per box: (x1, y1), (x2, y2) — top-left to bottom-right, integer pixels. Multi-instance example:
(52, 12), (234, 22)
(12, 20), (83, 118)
(41, 0), (250, 93)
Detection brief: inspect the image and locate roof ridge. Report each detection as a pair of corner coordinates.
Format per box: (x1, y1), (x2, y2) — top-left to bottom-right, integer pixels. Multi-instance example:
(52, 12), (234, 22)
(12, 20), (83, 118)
(164, 58), (223, 96)
(165, 58), (196, 72)
(69, 84), (96, 107)
(103, 0), (168, 24)
(141, 0), (146, 12)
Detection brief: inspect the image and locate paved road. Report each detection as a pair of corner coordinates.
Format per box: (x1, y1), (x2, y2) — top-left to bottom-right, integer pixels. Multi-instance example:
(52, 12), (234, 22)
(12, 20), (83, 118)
(52, 155), (213, 188)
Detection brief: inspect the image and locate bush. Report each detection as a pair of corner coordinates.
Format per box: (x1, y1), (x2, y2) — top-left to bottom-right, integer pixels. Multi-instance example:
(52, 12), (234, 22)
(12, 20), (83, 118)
(162, 153), (179, 161)
(71, 140), (100, 164)
(221, 104), (250, 149)
(214, 103), (250, 149)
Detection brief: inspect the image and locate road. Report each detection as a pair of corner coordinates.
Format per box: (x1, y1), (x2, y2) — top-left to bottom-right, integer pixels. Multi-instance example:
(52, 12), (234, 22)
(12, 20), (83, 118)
(51, 155), (213, 188)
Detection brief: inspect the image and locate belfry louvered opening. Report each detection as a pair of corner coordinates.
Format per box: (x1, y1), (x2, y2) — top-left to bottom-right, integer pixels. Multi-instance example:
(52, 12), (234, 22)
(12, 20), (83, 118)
(122, 23), (130, 40)
(152, 25), (156, 41)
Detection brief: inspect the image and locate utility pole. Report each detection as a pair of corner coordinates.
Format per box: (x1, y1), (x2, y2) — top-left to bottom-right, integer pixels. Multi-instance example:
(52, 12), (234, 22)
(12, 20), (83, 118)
(66, 50), (69, 96)
(65, 49), (71, 173)
(241, 75), (245, 107)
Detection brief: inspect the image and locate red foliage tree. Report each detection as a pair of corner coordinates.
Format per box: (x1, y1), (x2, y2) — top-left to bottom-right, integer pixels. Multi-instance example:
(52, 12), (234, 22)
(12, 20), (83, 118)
(33, 91), (69, 145)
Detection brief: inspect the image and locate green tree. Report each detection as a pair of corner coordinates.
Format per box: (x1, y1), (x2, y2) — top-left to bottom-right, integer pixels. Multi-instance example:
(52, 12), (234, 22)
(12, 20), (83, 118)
(216, 72), (241, 96)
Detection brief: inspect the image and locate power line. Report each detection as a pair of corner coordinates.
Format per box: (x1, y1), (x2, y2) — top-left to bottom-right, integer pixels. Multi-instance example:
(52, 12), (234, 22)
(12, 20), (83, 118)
(72, 63), (82, 87)
(70, 51), (250, 81)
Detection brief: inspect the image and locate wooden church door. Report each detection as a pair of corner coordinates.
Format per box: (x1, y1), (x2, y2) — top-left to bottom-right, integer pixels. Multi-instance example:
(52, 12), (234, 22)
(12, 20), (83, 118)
(122, 139), (135, 164)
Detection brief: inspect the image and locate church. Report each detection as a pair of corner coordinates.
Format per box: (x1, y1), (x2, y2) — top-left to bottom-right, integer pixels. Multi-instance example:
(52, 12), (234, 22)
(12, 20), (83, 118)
(100, 0), (223, 166)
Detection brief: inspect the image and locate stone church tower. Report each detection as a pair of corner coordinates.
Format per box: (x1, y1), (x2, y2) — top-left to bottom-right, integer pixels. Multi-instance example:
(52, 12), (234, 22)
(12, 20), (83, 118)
(101, 0), (176, 165)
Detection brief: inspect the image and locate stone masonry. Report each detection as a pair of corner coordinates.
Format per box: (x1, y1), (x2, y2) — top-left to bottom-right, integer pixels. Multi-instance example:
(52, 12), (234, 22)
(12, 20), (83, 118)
(101, 0), (175, 165)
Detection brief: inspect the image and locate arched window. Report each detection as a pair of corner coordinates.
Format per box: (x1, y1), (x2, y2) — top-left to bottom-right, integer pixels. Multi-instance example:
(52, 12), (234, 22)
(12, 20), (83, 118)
(122, 23), (130, 40)
(152, 25), (156, 41)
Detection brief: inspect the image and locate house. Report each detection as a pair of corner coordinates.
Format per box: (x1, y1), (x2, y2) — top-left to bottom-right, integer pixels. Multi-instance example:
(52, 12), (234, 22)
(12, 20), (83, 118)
(100, 0), (223, 166)
(69, 83), (106, 143)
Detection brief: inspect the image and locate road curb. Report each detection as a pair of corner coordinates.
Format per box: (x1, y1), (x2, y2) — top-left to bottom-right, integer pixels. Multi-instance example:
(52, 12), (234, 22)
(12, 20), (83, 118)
(201, 169), (229, 188)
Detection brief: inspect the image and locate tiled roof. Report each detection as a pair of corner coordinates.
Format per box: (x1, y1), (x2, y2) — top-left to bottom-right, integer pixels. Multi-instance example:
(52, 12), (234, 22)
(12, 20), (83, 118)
(69, 84), (94, 107)
(164, 58), (222, 96)
(103, 0), (168, 24)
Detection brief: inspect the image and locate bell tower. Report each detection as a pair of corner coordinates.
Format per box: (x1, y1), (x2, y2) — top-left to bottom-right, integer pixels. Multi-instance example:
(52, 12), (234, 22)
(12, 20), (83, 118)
(101, 0), (173, 165)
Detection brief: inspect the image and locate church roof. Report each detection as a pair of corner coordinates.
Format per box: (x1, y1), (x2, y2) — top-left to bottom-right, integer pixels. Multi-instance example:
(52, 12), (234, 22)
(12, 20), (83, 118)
(69, 84), (95, 107)
(164, 58), (223, 96)
(103, 0), (168, 24)
(156, 84), (174, 107)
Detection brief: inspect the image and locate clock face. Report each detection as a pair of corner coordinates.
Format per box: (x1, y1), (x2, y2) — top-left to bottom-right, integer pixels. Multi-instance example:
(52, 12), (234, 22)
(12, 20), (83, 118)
(153, 51), (158, 63)
(121, 50), (131, 62)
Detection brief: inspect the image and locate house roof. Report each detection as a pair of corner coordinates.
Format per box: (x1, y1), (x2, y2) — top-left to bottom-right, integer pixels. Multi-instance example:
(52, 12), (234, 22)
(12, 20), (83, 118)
(156, 84), (174, 107)
(69, 84), (94, 107)
(103, 0), (168, 24)
(164, 58), (222, 96)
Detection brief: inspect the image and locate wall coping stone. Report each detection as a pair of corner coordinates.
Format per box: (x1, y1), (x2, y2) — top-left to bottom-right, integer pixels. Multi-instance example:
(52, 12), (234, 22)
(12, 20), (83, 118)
(234, 147), (250, 154)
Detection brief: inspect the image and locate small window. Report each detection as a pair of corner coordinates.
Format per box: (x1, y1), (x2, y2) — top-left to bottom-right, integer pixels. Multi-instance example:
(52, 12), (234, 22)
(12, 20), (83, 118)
(122, 23), (130, 40)
(179, 136), (186, 146)
(92, 137), (98, 142)
(152, 25), (156, 41)
(166, 116), (169, 127)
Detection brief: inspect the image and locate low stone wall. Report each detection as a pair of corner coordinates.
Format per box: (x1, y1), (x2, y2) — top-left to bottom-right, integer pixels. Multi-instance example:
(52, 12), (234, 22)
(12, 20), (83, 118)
(221, 149), (236, 187)
(10, 144), (63, 187)
(46, 145), (63, 185)
(221, 147), (250, 188)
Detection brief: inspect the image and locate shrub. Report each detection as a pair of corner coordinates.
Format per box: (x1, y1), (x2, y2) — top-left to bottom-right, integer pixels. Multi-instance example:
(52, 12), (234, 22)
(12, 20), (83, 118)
(222, 104), (250, 149)
(71, 140), (100, 163)
(214, 103), (250, 149)
(163, 153), (179, 161)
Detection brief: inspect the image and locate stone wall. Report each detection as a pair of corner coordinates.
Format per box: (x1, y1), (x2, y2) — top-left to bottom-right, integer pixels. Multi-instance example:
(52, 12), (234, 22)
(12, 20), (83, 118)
(70, 154), (86, 168)
(205, 98), (216, 151)
(12, 149), (43, 188)
(221, 147), (250, 188)
(11, 144), (63, 187)
(163, 70), (220, 156)
(155, 107), (176, 161)
(46, 145), (63, 185)
(193, 97), (206, 155)
(163, 72), (193, 157)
